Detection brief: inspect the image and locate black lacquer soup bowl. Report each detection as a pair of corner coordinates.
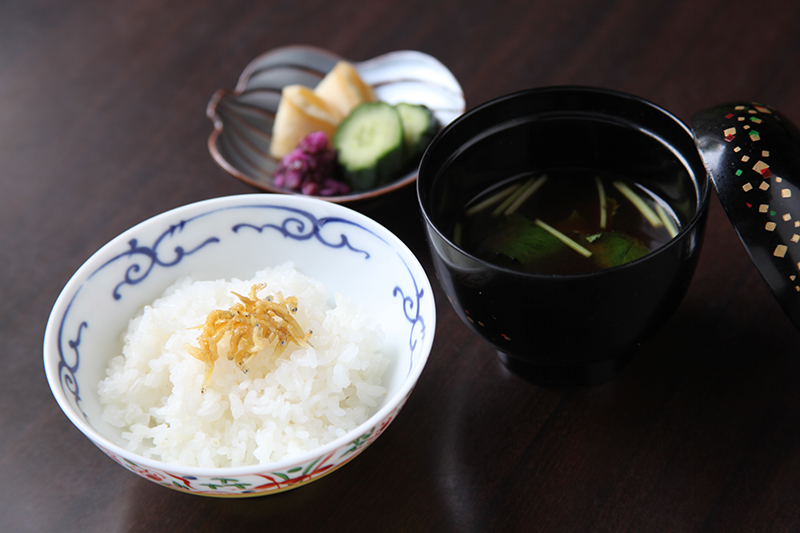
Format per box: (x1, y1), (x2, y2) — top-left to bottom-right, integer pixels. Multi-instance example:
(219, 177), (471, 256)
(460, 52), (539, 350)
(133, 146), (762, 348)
(417, 86), (711, 386)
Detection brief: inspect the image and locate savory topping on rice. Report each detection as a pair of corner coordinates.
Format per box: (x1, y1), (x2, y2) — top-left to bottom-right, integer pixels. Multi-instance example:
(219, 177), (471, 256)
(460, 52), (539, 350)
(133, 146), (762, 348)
(186, 283), (313, 394)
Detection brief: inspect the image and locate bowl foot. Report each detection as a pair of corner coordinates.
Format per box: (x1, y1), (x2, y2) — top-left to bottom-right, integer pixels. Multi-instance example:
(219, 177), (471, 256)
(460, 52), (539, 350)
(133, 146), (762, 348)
(497, 351), (633, 387)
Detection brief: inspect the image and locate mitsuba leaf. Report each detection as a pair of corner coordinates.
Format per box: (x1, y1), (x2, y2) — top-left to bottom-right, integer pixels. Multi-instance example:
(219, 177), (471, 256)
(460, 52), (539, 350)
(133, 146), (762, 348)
(480, 213), (562, 264)
(480, 212), (650, 271)
(583, 231), (650, 268)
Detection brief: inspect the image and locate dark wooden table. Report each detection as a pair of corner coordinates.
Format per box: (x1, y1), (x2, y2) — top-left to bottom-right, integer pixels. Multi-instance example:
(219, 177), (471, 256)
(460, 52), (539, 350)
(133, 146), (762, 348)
(4, 0), (800, 531)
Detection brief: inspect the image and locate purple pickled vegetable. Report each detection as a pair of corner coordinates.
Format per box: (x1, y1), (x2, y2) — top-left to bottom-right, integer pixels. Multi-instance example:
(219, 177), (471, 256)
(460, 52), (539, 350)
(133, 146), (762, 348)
(298, 130), (329, 152)
(273, 132), (349, 196)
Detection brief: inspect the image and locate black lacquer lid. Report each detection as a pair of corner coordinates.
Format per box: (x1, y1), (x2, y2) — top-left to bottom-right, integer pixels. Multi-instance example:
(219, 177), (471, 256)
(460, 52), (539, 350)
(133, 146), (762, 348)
(692, 102), (800, 330)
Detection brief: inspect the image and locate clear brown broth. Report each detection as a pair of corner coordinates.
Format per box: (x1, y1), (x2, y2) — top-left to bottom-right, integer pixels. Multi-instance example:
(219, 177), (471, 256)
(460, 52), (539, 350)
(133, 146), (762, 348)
(453, 167), (680, 275)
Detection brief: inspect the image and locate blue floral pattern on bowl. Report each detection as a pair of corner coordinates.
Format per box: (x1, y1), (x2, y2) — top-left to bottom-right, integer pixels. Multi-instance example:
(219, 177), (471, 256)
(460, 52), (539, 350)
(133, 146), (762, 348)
(44, 194), (435, 497)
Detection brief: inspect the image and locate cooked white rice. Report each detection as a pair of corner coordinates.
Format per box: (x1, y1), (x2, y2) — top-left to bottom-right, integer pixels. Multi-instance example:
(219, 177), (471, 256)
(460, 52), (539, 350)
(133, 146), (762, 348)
(98, 262), (388, 468)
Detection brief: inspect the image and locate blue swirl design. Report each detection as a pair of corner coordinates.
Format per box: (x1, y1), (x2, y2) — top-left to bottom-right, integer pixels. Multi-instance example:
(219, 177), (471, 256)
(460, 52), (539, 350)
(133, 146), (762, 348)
(393, 279), (427, 374)
(232, 206), (372, 259)
(57, 201), (430, 410)
(91, 220), (220, 300)
(57, 292), (89, 422)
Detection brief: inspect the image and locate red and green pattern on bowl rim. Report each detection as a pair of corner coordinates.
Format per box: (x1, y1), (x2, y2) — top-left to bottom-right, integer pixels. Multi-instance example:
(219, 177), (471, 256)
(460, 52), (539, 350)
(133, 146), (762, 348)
(102, 398), (405, 497)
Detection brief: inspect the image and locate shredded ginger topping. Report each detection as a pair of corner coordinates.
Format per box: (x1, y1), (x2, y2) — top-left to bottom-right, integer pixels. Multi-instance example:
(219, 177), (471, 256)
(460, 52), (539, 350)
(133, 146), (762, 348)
(186, 283), (312, 392)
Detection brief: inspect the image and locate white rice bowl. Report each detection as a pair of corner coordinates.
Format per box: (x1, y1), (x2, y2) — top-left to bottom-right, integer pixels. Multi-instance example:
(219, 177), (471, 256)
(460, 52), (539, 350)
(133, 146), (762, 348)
(98, 263), (388, 468)
(44, 194), (435, 497)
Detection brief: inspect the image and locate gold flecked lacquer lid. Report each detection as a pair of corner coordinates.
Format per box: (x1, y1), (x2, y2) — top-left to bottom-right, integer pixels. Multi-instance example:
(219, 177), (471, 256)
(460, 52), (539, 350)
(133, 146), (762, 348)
(692, 102), (800, 330)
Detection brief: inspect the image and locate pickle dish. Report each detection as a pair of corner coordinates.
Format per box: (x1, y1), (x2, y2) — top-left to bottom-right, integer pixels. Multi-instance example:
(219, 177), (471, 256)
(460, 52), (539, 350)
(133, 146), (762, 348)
(206, 45), (465, 204)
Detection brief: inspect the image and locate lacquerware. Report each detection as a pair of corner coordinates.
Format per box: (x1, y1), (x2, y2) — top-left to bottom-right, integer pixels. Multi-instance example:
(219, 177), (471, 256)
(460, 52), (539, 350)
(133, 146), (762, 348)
(418, 86), (711, 386)
(692, 102), (800, 330)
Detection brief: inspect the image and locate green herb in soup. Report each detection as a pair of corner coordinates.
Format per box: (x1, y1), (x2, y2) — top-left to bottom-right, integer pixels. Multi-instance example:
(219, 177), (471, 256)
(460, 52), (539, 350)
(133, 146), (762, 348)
(454, 169), (680, 274)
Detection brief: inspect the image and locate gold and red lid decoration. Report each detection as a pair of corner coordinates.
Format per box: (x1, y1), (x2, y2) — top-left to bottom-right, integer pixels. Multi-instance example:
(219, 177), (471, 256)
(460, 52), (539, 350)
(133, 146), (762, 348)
(692, 102), (800, 329)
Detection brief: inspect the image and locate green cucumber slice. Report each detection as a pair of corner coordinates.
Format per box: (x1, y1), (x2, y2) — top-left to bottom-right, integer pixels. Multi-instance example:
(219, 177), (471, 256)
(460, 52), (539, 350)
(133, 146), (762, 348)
(333, 101), (404, 191)
(395, 103), (439, 159)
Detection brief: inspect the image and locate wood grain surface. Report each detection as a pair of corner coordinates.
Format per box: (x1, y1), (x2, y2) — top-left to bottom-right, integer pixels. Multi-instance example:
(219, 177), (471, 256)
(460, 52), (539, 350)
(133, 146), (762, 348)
(3, 0), (800, 531)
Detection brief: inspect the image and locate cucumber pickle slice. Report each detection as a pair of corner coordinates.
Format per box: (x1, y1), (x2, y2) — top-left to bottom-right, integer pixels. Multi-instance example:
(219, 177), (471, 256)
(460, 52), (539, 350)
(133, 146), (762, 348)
(333, 101), (404, 191)
(396, 103), (438, 160)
